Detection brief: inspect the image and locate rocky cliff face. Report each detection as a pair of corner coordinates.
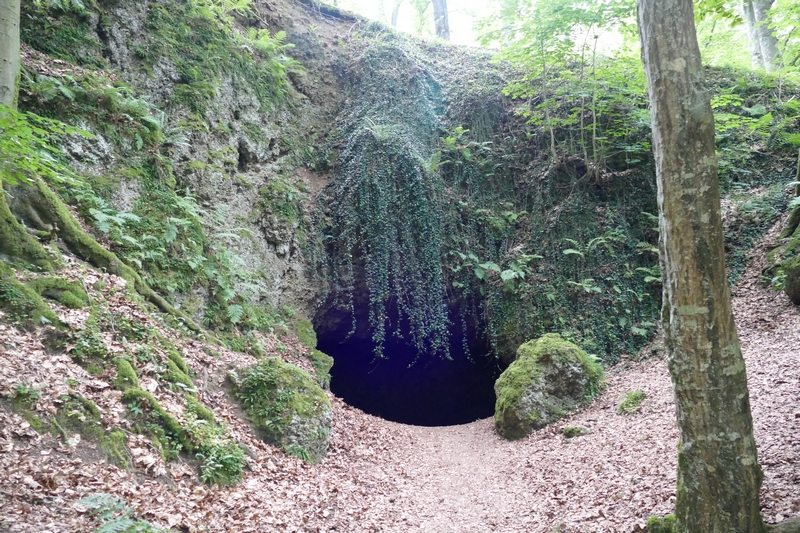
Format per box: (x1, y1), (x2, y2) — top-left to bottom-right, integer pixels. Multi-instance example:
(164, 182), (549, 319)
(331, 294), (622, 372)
(18, 0), (354, 325)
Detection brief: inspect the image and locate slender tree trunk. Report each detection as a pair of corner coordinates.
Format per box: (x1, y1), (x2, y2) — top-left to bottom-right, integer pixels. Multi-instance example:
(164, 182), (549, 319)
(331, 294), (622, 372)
(742, 0), (766, 69)
(753, 0), (780, 70)
(0, 0), (20, 108)
(391, 1), (401, 27)
(638, 0), (766, 532)
(431, 0), (449, 40)
(378, 0), (386, 24)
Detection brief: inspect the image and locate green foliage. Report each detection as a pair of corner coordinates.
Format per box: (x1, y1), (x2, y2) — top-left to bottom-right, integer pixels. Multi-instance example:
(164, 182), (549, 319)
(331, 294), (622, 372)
(319, 41), (451, 359)
(0, 104), (88, 187)
(618, 390), (646, 415)
(77, 493), (171, 533)
(70, 307), (109, 361)
(186, 411), (245, 486)
(259, 178), (308, 222)
(19, 71), (168, 150)
(21, 2), (106, 69)
(315, 32), (663, 365)
(143, 0), (301, 114)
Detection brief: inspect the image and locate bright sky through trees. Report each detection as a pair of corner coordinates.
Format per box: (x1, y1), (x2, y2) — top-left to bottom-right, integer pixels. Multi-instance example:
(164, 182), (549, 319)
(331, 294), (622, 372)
(324, 0), (753, 69)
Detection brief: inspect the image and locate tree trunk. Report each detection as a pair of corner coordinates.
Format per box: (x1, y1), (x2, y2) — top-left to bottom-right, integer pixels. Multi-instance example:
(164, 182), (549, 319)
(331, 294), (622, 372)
(742, 0), (766, 69)
(431, 0), (449, 40)
(753, 0), (780, 70)
(391, 1), (401, 27)
(378, 0), (386, 23)
(638, 1), (766, 532)
(0, 0), (20, 108)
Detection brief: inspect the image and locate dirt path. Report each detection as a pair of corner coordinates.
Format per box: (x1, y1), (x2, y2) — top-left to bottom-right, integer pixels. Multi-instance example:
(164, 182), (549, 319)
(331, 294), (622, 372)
(348, 231), (800, 533)
(1, 236), (798, 533)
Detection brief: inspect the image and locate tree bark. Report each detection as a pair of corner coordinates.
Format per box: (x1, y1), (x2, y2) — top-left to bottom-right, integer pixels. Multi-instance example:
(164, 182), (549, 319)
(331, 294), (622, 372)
(742, 0), (766, 69)
(0, 0), (20, 108)
(391, 1), (401, 27)
(431, 0), (449, 40)
(638, 1), (766, 532)
(752, 0), (780, 70)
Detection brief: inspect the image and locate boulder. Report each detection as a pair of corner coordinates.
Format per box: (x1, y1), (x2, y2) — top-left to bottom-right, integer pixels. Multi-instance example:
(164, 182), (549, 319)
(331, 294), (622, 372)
(783, 254), (800, 304)
(494, 333), (604, 440)
(234, 358), (332, 463)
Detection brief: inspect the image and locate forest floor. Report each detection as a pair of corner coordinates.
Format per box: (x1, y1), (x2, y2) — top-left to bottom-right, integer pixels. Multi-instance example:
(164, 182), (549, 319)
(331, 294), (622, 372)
(1, 229), (800, 533)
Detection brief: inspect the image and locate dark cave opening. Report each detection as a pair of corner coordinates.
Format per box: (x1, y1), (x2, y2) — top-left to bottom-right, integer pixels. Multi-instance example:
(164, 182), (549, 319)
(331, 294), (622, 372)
(315, 309), (504, 427)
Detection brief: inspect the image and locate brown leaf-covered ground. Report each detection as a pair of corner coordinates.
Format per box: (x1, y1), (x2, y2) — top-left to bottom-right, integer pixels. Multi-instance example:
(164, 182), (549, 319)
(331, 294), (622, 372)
(1, 233), (799, 532)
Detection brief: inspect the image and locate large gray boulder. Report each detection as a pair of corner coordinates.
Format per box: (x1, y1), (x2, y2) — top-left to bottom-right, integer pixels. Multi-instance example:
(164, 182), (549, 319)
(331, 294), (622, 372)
(494, 333), (604, 440)
(233, 358), (332, 463)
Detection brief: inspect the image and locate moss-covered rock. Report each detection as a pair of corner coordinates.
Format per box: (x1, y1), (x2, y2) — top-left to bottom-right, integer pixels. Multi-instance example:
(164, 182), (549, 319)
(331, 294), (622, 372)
(618, 390), (646, 415)
(167, 349), (190, 376)
(27, 277), (89, 309)
(0, 262), (59, 327)
(494, 333), (604, 440)
(100, 430), (129, 469)
(164, 359), (196, 393)
(646, 514), (676, 533)
(121, 388), (191, 452)
(0, 181), (53, 270)
(295, 319), (317, 349)
(113, 358), (139, 391)
(310, 349), (334, 390)
(783, 253), (800, 304)
(53, 394), (104, 443)
(186, 396), (214, 423)
(233, 358), (332, 463)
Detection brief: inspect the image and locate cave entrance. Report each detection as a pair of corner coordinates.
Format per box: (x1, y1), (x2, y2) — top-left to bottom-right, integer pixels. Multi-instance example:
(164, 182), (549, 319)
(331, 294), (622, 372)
(315, 309), (504, 427)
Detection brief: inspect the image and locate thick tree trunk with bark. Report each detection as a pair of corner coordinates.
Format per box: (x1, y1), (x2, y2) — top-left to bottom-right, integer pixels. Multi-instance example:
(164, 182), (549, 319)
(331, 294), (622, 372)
(638, 0), (766, 532)
(431, 0), (449, 40)
(0, 0), (20, 108)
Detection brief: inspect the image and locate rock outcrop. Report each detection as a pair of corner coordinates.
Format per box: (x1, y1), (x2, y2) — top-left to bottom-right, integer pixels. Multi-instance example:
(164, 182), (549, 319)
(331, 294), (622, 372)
(494, 333), (604, 440)
(233, 358), (332, 463)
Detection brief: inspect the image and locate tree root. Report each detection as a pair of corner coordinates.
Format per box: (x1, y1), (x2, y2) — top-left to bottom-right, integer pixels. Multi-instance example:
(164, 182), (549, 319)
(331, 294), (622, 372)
(2, 179), (208, 337)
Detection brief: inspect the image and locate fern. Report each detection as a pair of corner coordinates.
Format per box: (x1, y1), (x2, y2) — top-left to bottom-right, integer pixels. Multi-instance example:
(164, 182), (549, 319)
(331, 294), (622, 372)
(76, 493), (170, 533)
(227, 304), (244, 324)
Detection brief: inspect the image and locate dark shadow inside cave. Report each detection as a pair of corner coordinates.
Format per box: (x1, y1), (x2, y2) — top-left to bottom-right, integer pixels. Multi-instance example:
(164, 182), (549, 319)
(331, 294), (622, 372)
(315, 309), (504, 427)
